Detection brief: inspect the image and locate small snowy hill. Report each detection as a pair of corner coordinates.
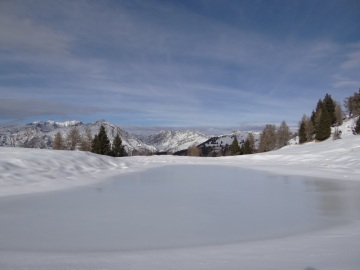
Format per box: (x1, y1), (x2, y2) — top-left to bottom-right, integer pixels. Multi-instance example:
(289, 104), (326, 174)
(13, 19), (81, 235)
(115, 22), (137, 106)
(142, 130), (209, 153)
(0, 120), (156, 154)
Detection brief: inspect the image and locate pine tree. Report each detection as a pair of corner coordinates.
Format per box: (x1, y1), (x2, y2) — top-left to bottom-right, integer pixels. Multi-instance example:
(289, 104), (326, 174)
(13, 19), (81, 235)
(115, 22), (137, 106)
(111, 134), (126, 157)
(247, 133), (255, 153)
(91, 125), (111, 155)
(52, 131), (64, 150)
(312, 99), (323, 135)
(298, 120), (307, 144)
(242, 138), (253, 155)
(315, 105), (331, 141)
(230, 136), (241, 155)
(323, 94), (336, 126)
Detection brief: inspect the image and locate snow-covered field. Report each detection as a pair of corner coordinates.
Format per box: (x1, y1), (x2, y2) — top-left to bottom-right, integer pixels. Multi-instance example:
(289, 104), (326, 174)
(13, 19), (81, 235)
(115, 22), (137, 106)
(1, 125), (360, 269)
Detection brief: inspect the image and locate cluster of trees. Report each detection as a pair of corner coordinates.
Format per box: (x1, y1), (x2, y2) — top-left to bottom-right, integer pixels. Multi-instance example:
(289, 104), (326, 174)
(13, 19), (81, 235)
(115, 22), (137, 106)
(298, 94), (343, 143)
(257, 121), (291, 153)
(229, 133), (255, 155)
(91, 125), (126, 157)
(228, 120), (291, 156)
(52, 127), (91, 151)
(53, 125), (126, 157)
(344, 90), (360, 134)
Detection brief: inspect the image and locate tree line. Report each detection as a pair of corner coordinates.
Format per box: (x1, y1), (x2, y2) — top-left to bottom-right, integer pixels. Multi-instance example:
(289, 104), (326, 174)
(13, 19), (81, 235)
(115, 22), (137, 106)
(298, 93), (343, 143)
(52, 90), (360, 157)
(228, 90), (360, 156)
(52, 125), (126, 157)
(228, 120), (291, 156)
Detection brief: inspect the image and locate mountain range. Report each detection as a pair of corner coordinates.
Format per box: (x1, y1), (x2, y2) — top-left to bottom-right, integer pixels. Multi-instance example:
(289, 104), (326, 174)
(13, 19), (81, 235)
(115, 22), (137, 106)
(0, 120), (260, 155)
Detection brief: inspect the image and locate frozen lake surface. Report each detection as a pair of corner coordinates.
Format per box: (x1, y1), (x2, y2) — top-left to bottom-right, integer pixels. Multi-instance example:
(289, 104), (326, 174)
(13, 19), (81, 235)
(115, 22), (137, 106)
(1, 165), (360, 253)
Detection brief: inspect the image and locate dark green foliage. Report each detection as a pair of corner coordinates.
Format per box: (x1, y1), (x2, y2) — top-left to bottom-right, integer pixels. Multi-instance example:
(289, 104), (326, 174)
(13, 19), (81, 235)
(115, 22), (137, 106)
(323, 94), (336, 126)
(91, 125), (111, 155)
(315, 106), (331, 141)
(298, 121), (307, 144)
(111, 134), (126, 157)
(312, 99), (323, 135)
(355, 117), (360, 134)
(242, 138), (253, 155)
(230, 136), (241, 155)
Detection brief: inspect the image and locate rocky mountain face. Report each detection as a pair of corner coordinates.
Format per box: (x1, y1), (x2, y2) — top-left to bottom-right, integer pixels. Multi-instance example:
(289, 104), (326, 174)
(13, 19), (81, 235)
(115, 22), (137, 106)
(0, 120), (156, 154)
(142, 130), (209, 153)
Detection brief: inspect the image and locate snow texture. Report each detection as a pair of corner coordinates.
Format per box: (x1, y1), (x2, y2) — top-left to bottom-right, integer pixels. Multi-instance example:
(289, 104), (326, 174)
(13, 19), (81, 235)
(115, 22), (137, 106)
(0, 118), (360, 269)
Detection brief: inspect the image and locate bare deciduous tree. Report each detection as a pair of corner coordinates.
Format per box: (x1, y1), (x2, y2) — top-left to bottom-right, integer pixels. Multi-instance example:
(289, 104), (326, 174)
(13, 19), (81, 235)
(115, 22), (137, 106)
(334, 101), (344, 126)
(187, 144), (202, 156)
(52, 131), (64, 150)
(80, 126), (92, 151)
(66, 127), (81, 150)
(344, 91), (360, 117)
(258, 124), (276, 152)
(276, 120), (291, 149)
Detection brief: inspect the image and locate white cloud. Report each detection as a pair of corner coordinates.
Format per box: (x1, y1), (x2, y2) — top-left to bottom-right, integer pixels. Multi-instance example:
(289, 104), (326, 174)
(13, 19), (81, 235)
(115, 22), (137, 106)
(1, 0), (359, 127)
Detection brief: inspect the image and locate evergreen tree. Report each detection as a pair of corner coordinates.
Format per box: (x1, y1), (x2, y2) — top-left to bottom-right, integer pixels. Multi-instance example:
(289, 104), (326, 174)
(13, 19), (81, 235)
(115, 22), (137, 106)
(298, 120), (307, 144)
(52, 131), (64, 150)
(315, 105), (331, 141)
(230, 136), (241, 155)
(91, 125), (111, 155)
(247, 133), (255, 153)
(323, 94), (336, 126)
(312, 99), (323, 135)
(242, 137), (253, 155)
(111, 134), (126, 157)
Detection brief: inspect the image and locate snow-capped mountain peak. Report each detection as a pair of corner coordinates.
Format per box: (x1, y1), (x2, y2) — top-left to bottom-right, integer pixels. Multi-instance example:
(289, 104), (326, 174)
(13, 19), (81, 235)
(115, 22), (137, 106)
(32, 120), (83, 127)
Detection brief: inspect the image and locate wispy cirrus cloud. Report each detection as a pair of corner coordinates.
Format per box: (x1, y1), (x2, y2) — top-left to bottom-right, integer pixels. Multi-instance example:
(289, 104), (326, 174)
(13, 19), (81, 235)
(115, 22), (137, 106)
(1, 0), (359, 128)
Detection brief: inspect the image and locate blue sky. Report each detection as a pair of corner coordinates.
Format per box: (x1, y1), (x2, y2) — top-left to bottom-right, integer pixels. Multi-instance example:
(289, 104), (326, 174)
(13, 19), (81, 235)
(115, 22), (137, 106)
(1, 0), (360, 133)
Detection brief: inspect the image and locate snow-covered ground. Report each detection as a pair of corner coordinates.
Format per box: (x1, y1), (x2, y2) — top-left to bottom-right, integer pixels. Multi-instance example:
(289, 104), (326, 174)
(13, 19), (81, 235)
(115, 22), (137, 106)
(1, 132), (359, 198)
(1, 121), (360, 269)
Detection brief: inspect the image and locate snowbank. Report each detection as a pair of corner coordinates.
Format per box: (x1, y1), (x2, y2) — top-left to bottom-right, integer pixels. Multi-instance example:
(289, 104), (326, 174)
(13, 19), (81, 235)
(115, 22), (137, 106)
(1, 131), (360, 197)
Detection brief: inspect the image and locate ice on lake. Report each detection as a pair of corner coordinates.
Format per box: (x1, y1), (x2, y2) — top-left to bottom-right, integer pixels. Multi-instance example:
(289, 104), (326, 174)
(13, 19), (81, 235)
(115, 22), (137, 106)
(1, 165), (360, 252)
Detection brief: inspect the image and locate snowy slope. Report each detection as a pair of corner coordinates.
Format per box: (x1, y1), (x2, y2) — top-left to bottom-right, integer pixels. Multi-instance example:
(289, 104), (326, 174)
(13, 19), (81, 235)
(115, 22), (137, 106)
(1, 118), (359, 197)
(1, 118), (360, 270)
(143, 130), (209, 153)
(0, 120), (156, 153)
